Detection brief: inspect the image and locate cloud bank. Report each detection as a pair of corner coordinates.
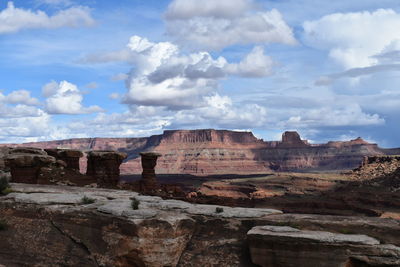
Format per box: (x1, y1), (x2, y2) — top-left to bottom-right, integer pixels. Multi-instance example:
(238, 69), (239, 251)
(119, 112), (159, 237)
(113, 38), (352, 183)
(0, 1), (94, 34)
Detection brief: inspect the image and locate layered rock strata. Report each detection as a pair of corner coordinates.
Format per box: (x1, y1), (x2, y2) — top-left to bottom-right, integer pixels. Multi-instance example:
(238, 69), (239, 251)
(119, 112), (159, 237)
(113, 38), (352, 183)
(86, 151), (127, 187)
(1, 184), (399, 266)
(5, 148), (56, 184)
(45, 149), (83, 171)
(139, 152), (161, 191)
(2, 129), (400, 175)
(0, 183), (281, 266)
(247, 225), (400, 267)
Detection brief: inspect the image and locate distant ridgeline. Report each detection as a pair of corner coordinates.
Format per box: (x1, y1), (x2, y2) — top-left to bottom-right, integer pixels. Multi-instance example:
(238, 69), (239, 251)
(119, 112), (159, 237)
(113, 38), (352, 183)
(1, 129), (399, 175)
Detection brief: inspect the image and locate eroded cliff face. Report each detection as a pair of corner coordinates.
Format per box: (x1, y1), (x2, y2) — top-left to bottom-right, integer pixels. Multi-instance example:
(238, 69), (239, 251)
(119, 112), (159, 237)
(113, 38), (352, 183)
(0, 184), (399, 267)
(1, 130), (396, 175)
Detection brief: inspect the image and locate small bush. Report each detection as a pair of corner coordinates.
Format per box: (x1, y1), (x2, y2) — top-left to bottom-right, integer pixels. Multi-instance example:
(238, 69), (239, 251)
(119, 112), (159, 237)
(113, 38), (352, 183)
(0, 175), (10, 195)
(215, 207), (224, 213)
(81, 196), (96, 205)
(339, 229), (356, 235)
(0, 219), (7, 231)
(131, 198), (140, 210)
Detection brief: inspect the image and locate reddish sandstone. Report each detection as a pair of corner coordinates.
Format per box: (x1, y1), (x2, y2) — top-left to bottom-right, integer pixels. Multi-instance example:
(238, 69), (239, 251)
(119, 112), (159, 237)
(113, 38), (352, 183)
(86, 151), (127, 187)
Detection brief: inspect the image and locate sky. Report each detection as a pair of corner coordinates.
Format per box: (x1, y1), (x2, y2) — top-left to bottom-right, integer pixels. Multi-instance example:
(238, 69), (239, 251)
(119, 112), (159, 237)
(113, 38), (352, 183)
(1, 0), (400, 147)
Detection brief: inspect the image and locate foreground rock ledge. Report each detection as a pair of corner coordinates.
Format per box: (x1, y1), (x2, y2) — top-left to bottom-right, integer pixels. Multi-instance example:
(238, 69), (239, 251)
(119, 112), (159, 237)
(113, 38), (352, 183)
(0, 183), (281, 267)
(248, 225), (400, 267)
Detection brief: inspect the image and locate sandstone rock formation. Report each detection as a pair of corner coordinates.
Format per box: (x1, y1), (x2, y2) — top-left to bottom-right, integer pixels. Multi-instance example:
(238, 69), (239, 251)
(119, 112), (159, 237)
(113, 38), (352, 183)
(139, 152), (161, 191)
(278, 131), (308, 148)
(1, 183), (399, 266)
(2, 129), (399, 175)
(45, 148), (83, 171)
(5, 148), (56, 184)
(86, 151), (127, 187)
(248, 225), (400, 267)
(351, 155), (400, 180)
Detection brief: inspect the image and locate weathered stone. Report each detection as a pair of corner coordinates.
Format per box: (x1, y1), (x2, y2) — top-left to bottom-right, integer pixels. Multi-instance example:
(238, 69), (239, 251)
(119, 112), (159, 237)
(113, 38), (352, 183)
(0, 183), (284, 266)
(278, 131), (309, 148)
(139, 152), (162, 191)
(45, 149), (83, 171)
(5, 154), (56, 184)
(248, 225), (400, 267)
(2, 130), (399, 175)
(86, 151), (127, 187)
(9, 147), (47, 155)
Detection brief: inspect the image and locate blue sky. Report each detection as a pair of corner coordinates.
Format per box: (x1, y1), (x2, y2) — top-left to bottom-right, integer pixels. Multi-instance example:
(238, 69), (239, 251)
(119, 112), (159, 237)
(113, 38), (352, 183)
(1, 0), (400, 147)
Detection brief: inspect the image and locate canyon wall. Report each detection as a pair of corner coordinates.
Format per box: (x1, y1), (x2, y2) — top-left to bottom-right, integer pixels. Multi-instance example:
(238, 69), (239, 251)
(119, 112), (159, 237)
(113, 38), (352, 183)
(1, 129), (397, 175)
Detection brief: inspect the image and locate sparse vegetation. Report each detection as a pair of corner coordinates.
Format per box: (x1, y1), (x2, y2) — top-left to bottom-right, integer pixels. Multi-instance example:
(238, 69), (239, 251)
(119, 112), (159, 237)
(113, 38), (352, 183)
(215, 207), (224, 213)
(131, 197), (140, 210)
(0, 219), (7, 231)
(81, 196), (96, 205)
(338, 229), (356, 235)
(0, 174), (11, 195)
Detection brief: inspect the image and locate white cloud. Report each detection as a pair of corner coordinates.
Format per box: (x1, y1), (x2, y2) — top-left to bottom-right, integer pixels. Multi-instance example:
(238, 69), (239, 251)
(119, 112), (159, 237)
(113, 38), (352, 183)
(0, 1), (94, 34)
(225, 46), (274, 77)
(121, 36), (274, 109)
(0, 103), (43, 118)
(165, 0), (253, 19)
(284, 104), (384, 128)
(315, 64), (400, 86)
(1, 90), (40, 106)
(173, 94), (268, 128)
(43, 80), (103, 114)
(303, 9), (400, 69)
(165, 0), (296, 50)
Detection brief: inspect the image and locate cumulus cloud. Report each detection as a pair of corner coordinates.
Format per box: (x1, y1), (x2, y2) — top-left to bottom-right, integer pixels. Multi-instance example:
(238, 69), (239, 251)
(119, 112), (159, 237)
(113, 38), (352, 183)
(0, 1), (94, 34)
(165, 0), (296, 50)
(0, 90), (40, 106)
(165, 0), (253, 19)
(175, 94), (268, 128)
(43, 80), (103, 114)
(225, 46), (274, 77)
(303, 9), (400, 69)
(120, 36), (274, 109)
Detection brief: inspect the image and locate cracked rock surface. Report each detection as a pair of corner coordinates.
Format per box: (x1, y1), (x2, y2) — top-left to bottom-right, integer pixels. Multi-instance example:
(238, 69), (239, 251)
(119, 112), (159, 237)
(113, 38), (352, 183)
(0, 183), (281, 267)
(248, 225), (400, 267)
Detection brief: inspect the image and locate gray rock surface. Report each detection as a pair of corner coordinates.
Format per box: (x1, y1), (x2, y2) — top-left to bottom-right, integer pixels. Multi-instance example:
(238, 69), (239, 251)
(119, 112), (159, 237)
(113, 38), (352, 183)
(248, 225), (400, 267)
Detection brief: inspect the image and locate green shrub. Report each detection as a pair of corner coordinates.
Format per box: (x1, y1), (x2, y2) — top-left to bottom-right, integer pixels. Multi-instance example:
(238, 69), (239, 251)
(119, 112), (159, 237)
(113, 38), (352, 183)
(339, 229), (356, 235)
(0, 175), (10, 195)
(215, 207), (224, 213)
(0, 219), (7, 231)
(131, 198), (140, 210)
(81, 196), (96, 205)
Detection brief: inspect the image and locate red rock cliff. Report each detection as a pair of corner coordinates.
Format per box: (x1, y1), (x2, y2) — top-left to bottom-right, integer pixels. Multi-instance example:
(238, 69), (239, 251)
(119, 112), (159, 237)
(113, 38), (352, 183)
(1, 130), (397, 175)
